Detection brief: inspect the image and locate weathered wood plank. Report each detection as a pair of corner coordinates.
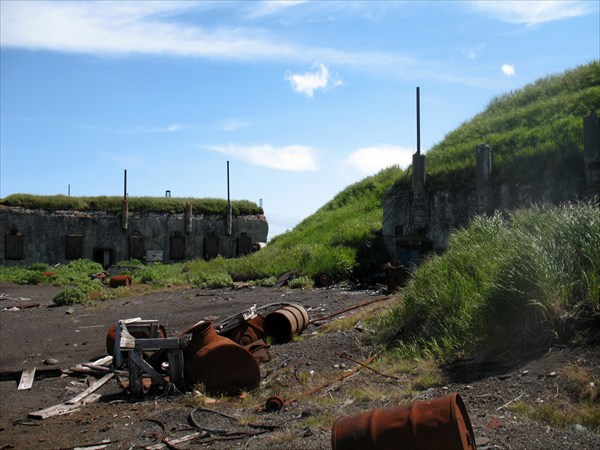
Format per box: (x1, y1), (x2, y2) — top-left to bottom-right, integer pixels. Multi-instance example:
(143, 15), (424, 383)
(128, 350), (165, 386)
(29, 394), (101, 420)
(134, 338), (181, 349)
(18, 367), (36, 390)
(65, 373), (114, 405)
(145, 432), (203, 449)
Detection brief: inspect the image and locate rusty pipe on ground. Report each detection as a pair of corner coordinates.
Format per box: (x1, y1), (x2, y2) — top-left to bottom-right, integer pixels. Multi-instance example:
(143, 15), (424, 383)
(263, 353), (381, 412)
(308, 296), (393, 325)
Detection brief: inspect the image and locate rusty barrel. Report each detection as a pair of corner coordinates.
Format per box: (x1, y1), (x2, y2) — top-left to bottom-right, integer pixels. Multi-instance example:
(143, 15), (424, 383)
(331, 393), (476, 450)
(106, 323), (167, 357)
(222, 315), (266, 346)
(263, 304), (309, 343)
(180, 321), (260, 394)
(109, 274), (132, 287)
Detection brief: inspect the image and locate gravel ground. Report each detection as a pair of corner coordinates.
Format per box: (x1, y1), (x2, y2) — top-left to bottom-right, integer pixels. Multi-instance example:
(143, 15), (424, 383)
(1, 283), (598, 449)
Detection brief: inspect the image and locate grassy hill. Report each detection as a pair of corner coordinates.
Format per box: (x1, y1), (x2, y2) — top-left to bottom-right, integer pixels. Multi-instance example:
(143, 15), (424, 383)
(2, 62), (599, 288)
(421, 61), (600, 188)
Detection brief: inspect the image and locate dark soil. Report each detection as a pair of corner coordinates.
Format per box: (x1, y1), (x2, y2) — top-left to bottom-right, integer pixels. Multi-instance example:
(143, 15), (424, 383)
(1, 283), (599, 450)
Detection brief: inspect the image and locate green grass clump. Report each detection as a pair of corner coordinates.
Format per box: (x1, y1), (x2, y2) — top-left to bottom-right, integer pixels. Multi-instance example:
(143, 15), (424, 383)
(52, 281), (103, 305)
(372, 202), (600, 364)
(287, 275), (312, 289)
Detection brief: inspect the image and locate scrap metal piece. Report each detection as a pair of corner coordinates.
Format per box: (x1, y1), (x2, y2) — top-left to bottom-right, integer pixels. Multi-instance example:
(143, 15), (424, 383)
(181, 321), (260, 394)
(263, 304), (309, 343)
(331, 392), (476, 450)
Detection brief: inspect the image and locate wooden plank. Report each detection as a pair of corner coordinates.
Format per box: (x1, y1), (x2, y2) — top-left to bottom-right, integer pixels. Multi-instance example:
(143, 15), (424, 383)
(65, 373), (114, 405)
(134, 338), (181, 350)
(90, 355), (113, 367)
(119, 324), (136, 349)
(18, 367), (36, 390)
(145, 432), (203, 449)
(29, 394), (101, 420)
(113, 322), (123, 368)
(168, 349), (185, 391)
(128, 350), (144, 398)
(128, 350), (165, 386)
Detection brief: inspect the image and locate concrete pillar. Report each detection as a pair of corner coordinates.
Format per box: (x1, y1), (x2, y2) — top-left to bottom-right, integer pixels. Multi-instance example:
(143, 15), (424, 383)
(584, 112), (600, 199)
(476, 144), (493, 214)
(185, 202), (193, 234)
(225, 203), (233, 236)
(411, 153), (428, 230)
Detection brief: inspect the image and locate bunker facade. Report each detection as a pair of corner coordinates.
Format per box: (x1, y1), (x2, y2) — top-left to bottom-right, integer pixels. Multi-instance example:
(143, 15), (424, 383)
(1, 207), (268, 266)
(383, 113), (600, 267)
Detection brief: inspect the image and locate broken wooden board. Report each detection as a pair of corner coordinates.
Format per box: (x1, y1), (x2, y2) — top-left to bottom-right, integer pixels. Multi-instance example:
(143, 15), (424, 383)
(17, 367), (36, 390)
(29, 393), (101, 420)
(66, 373), (114, 405)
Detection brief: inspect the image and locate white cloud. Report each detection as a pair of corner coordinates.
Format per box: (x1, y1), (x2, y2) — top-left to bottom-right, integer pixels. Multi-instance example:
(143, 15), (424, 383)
(203, 144), (319, 171)
(468, 1), (596, 26)
(222, 120), (250, 132)
(501, 64), (516, 77)
(285, 62), (343, 97)
(119, 124), (184, 134)
(0, 1), (302, 60)
(345, 145), (413, 176)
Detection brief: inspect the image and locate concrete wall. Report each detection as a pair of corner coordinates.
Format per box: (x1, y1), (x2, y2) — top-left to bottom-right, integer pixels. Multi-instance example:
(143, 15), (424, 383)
(0, 207), (268, 266)
(383, 113), (599, 266)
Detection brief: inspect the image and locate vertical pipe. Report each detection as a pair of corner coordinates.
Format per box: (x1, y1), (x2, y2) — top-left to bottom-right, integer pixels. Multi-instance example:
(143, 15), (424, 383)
(227, 161), (231, 203)
(68, 184), (71, 197)
(416, 87), (421, 155)
(122, 169), (129, 231)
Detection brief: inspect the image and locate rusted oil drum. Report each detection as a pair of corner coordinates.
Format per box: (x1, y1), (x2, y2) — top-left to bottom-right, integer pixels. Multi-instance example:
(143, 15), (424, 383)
(331, 393), (476, 450)
(109, 274), (132, 287)
(263, 304), (309, 343)
(222, 315), (266, 346)
(180, 321), (260, 394)
(106, 323), (167, 357)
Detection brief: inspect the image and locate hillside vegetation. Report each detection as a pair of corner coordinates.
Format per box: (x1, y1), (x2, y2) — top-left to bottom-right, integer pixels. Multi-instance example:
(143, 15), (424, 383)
(372, 202), (600, 364)
(2, 63), (599, 324)
(0, 194), (262, 216)
(422, 61), (599, 188)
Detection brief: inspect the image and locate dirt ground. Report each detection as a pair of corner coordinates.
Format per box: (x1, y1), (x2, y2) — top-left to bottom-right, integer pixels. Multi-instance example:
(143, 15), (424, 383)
(1, 283), (599, 450)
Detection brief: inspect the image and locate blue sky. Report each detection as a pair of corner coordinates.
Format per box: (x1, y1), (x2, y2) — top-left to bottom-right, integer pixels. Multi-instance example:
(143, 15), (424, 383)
(1, 1), (599, 238)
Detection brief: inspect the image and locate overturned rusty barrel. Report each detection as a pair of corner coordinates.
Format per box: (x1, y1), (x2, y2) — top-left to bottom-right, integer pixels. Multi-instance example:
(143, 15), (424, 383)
(331, 393), (476, 450)
(181, 321), (260, 394)
(222, 315), (266, 346)
(109, 274), (132, 287)
(263, 304), (309, 343)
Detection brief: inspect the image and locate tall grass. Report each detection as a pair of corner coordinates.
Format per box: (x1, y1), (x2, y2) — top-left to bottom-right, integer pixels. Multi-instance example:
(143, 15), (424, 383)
(372, 202), (600, 364)
(398, 61), (599, 190)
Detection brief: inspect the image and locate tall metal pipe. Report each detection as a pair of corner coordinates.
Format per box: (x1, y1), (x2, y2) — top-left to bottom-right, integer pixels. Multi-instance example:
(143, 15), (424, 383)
(122, 169), (129, 231)
(227, 161), (231, 203)
(416, 87), (421, 155)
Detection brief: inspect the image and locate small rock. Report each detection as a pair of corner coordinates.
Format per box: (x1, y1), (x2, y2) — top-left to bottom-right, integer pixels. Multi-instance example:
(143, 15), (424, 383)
(548, 371), (557, 378)
(44, 357), (59, 365)
(476, 436), (491, 446)
(521, 370), (529, 376)
(65, 308), (75, 314)
(497, 374), (512, 381)
(572, 424), (589, 434)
